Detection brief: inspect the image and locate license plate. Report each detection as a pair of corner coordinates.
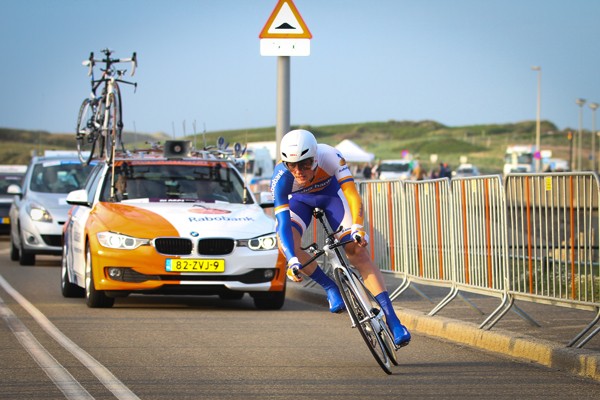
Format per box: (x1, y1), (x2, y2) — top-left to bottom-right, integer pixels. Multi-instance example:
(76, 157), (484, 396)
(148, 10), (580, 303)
(1, 217), (9, 225)
(165, 258), (225, 273)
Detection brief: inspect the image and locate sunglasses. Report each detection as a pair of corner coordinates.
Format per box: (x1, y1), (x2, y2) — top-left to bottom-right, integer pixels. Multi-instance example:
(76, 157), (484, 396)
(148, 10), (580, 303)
(284, 157), (314, 171)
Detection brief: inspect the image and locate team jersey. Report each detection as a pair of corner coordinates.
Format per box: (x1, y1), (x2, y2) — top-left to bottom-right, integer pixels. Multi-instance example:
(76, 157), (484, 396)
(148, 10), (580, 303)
(270, 144), (364, 262)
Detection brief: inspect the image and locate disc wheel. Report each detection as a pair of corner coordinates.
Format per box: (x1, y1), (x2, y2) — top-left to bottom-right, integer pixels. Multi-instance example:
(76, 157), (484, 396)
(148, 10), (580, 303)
(334, 268), (393, 374)
(76, 98), (99, 165)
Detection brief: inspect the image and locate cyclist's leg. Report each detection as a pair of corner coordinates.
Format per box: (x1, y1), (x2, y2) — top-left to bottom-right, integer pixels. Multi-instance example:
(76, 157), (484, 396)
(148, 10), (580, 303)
(288, 195), (345, 313)
(328, 192), (411, 346)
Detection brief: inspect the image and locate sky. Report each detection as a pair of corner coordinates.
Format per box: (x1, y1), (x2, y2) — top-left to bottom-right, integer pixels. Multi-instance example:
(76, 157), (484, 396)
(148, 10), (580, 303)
(1, 0), (599, 137)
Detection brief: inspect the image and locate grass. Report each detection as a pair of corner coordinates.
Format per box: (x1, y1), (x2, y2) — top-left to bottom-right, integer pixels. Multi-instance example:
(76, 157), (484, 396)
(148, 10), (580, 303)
(0, 119), (585, 174)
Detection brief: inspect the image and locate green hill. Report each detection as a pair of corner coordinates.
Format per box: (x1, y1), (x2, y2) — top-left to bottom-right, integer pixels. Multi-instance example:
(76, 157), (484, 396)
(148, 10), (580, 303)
(0, 119), (582, 174)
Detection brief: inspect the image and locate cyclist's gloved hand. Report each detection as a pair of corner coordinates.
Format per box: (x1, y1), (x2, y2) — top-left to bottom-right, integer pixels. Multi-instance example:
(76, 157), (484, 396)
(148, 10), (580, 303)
(286, 257), (303, 282)
(351, 224), (369, 247)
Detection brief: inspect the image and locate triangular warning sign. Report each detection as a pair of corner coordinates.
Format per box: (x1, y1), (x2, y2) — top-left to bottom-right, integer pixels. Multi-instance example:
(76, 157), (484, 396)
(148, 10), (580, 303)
(259, 0), (312, 39)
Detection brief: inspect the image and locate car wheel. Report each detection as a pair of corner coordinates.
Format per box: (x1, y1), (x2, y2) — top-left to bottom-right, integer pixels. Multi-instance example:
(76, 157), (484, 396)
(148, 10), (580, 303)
(61, 244), (84, 298)
(18, 233), (35, 266)
(84, 243), (114, 308)
(251, 289), (286, 310)
(10, 234), (19, 261)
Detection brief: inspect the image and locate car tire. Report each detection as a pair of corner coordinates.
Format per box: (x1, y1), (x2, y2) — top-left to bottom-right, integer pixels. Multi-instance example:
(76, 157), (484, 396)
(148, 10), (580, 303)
(84, 243), (114, 308)
(10, 235), (19, 261)
(17, 229), (35, 266)
(251, 289), (285, 310)
(61, 244), (84, 298)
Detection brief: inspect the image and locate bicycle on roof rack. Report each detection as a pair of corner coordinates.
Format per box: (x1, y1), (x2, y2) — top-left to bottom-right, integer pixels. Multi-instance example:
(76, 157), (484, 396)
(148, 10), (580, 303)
(75, 48), (137, 165)
(301, 208), (400, 375)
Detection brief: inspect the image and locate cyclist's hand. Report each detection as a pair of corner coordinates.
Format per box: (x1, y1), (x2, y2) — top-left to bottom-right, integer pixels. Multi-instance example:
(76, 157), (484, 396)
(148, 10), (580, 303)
(351, 224), (369, 247)
(286, 257), (303, 282)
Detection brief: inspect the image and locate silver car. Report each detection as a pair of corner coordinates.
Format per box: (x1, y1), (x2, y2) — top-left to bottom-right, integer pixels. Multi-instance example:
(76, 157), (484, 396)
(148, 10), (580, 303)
(9, 153), (95, 265)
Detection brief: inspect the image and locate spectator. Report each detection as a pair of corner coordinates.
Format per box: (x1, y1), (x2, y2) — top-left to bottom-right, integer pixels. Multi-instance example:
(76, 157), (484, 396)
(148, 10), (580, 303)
(362, 163), (372, 179)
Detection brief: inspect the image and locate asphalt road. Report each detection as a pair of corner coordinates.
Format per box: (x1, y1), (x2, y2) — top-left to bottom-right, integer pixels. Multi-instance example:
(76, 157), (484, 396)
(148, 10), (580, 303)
(0, 237), (598, 400)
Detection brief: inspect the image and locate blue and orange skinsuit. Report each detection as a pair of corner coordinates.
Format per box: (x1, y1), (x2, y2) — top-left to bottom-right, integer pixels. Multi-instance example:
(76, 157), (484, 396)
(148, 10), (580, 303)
(271, 144), (364, 262)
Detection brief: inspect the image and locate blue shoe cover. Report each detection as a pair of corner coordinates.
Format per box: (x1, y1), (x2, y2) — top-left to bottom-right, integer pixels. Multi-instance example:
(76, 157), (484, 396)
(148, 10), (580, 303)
(326, 287), (346, 313)
(389, 321), (411, 347)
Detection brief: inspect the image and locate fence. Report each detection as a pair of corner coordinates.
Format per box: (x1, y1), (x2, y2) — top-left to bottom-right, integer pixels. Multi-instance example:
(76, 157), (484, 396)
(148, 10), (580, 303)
(301, 172), (600, 348)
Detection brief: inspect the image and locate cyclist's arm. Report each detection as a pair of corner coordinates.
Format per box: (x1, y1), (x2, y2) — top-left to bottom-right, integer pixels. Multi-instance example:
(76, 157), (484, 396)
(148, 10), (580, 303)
(271, 165), (296, 261)
(340, 177), (364, 227)
(324, 146), (364, 227)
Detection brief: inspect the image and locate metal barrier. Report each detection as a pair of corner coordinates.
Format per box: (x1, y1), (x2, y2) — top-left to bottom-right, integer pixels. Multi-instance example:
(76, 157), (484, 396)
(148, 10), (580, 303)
(289, 172), (600, 347)
(505, 173), (600, 347)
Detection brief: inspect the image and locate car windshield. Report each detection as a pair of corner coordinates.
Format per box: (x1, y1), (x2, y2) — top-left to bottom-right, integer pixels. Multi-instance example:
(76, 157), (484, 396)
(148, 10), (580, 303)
(0, 173), (24, 195)
(29, 161), (95, 194)
(379, 163), (410, 172)
(101, 163), (251, 204)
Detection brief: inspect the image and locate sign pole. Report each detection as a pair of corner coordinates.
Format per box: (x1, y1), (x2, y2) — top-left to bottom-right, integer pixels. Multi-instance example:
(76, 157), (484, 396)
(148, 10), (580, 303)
(260, 0), (311, 163)
(276, 56), (290, 162)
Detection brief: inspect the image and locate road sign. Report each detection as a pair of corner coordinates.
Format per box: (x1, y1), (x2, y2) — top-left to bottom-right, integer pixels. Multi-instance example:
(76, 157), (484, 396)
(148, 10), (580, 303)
(260, 0), (311, 56)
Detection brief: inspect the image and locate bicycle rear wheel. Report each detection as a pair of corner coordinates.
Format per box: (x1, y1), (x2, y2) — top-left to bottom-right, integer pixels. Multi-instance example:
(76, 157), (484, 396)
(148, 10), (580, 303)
(334, 268), (394, 374)
(103, 84), (123, 164)
(75, 98), (99, 165)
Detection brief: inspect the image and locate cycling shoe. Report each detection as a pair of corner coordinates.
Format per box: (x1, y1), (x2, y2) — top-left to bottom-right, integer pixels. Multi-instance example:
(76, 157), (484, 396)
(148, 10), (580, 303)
(326, 287), (346, 313)
(389, 321), (411, 347)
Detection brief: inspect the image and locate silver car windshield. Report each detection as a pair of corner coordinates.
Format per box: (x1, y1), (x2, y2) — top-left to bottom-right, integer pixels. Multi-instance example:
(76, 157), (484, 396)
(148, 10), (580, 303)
(29, 161), (95, 194)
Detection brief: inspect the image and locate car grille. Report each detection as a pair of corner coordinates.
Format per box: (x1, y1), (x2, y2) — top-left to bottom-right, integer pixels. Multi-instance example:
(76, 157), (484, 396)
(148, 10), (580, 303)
(198, 238), (235, 255)
(154, 238), (193, 255)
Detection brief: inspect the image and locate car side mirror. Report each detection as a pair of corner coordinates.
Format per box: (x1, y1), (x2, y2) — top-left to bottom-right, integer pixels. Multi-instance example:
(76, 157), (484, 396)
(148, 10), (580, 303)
(258, 191), (274, 209)
(66, 189), (91, 207)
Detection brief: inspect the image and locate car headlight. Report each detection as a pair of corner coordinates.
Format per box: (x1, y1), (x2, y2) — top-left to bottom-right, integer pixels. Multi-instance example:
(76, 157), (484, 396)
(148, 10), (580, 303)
(27, 202), (52, 223)
(97, 232), (150, 250)
(240, 233), (278, 251)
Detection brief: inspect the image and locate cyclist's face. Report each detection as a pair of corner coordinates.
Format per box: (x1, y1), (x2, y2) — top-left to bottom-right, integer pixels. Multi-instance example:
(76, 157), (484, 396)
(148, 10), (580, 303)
(285, 158), (315, 184)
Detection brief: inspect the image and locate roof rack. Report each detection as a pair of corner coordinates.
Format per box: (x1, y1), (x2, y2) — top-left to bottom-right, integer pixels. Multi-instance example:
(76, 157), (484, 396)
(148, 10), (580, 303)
(112, 137), (247, 166)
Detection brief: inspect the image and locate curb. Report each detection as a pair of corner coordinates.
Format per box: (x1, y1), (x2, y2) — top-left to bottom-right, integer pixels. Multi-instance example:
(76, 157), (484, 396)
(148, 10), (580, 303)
(287, 284), (600, 382)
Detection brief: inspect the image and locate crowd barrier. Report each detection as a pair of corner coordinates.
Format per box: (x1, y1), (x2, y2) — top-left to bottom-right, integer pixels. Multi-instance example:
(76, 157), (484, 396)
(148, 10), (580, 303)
(300, 172), (600, 348)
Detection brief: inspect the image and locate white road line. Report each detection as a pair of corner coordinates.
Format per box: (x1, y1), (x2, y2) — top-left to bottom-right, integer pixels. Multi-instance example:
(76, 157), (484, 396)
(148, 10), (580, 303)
(0, 274), (140, 400)
(0, 295), (94, 400)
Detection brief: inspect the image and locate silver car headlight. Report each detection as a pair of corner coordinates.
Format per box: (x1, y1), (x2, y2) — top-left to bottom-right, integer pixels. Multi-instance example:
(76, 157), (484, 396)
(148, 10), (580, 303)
(97, 232), (150, 250)
(27, 202), (52, 223)
(239, 233), (278, 251)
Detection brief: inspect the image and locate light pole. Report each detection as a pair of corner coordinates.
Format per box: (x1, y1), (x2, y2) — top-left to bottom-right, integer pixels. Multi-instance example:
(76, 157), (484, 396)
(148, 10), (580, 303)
(576, 98), (586, 171)
(532, 66), (542, 171)
(590, 102), (599, 171)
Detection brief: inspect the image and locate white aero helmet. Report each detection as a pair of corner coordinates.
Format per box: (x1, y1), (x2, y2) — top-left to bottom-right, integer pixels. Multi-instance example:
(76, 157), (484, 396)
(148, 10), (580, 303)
(280, 129), (318, 168)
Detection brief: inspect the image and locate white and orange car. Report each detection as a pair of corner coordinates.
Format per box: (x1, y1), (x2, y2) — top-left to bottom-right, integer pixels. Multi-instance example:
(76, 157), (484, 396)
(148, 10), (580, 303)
(61, 142), (286, 309)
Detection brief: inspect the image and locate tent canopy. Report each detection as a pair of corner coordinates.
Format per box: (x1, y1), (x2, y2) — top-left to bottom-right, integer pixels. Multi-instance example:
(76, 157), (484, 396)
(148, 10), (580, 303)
(334, 139), (375, 163)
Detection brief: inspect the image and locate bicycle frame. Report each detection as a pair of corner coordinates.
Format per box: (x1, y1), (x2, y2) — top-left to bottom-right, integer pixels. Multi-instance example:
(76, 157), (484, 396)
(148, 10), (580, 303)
(300, 208), (399, 374)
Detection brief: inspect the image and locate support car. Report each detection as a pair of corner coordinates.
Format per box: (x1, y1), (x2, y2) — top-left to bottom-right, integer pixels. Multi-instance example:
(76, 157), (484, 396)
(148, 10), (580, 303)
(61, 141), (286, 309)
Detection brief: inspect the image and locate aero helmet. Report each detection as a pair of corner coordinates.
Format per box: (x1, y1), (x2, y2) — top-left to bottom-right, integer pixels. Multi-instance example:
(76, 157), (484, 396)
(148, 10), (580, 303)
(280, 129), (318, 169)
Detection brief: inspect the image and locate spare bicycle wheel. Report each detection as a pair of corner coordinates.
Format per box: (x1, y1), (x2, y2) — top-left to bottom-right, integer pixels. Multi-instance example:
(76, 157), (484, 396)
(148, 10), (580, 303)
(75, 98), (99, 165)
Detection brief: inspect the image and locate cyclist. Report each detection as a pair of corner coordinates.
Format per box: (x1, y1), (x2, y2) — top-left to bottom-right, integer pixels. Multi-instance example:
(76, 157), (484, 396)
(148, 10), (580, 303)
(271, 129), (411, 347)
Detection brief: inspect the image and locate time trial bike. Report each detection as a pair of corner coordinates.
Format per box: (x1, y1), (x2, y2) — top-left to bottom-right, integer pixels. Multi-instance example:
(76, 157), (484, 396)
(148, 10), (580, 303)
(300, 208), (400, 374)
(76, 48), (137, 165)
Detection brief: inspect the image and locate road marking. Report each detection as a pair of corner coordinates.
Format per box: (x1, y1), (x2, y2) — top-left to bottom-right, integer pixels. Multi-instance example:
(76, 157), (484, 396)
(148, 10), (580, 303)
(0, 294), (94, 400)
(0, 274), (140, 400)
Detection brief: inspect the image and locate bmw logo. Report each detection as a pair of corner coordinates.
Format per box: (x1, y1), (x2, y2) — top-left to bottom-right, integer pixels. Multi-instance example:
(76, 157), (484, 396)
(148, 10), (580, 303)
(190, 231), (199, 237)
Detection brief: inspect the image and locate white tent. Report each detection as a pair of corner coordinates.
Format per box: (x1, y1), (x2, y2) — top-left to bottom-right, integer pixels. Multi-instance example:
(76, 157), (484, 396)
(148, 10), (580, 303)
(334, 139), (375, 163)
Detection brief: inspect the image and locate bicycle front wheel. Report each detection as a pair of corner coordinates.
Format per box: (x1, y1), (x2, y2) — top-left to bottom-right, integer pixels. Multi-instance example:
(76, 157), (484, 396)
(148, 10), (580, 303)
(75, 98), (98, 165)
(334, 268), (394, 375)
(103, 84), (123, 163)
